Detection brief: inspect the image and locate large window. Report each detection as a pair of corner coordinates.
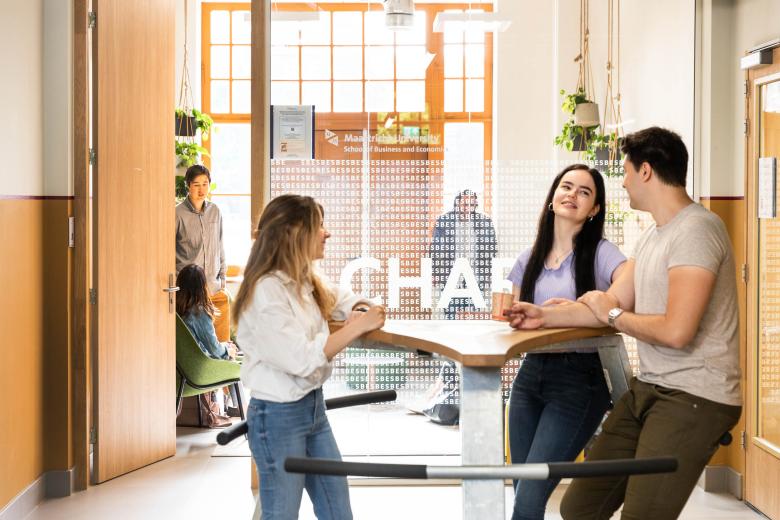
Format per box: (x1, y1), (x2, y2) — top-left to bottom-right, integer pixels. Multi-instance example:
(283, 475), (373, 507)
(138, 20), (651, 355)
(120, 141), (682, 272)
(201, 3), (494, 266)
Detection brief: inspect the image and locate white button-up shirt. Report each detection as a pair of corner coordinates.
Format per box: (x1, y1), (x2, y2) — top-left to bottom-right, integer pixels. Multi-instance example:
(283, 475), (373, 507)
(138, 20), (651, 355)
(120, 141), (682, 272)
(237, 270), (366, 402)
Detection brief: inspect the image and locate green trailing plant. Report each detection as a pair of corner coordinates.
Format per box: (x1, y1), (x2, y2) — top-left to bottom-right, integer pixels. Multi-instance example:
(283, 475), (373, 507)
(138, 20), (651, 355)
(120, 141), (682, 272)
(554, 88), (600, 153)
(175, 175), (187, 203)
(560, 88), (590, 116)
(175, 107), (214, 140)
(175, 141), (210, 168)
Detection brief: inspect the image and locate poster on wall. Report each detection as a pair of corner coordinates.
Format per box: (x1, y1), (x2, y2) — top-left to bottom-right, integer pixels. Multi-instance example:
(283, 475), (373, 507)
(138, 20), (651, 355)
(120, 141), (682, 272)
(759, 157), (777, 219)
(271, 105), (315, 159)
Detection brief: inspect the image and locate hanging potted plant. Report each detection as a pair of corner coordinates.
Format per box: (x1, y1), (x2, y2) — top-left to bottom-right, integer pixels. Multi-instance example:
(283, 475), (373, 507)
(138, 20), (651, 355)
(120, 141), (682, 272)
(555, 1), (605, 156)
(175, 107), (214, 139)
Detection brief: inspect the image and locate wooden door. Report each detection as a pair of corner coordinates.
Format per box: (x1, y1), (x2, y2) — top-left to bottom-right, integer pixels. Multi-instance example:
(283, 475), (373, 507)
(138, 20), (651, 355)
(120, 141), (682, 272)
(746, 47), (780, 518)
(92, 0), (176, 483)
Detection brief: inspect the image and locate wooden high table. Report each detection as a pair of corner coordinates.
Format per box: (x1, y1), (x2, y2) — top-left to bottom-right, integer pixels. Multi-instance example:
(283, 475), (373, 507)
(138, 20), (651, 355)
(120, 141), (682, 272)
(353, 320), (633, 520)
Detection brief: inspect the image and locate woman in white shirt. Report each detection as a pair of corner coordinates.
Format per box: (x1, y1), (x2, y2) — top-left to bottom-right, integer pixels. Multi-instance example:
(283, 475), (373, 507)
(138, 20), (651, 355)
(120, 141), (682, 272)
(234, 194), (385, 520)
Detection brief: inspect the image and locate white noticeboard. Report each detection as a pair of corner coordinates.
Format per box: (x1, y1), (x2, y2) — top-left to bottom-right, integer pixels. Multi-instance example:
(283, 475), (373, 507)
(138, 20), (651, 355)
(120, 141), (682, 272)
(759, 157), (777, 219)
(271, 105), (314, 159)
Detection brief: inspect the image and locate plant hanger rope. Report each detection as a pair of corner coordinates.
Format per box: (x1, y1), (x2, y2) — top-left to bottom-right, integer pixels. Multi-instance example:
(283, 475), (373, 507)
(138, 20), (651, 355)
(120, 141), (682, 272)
(177, 0), (195, 138)
(603, 0), (623, 163)
(575, 0), (595, 101)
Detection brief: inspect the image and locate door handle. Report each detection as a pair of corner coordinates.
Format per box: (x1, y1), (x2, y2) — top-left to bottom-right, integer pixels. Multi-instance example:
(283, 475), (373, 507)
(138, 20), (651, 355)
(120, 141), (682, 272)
(164, 274), (179, 313)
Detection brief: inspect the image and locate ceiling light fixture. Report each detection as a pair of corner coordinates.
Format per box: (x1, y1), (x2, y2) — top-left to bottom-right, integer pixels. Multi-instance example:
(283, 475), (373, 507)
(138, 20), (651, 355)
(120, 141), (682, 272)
(384, 0), (415, 31)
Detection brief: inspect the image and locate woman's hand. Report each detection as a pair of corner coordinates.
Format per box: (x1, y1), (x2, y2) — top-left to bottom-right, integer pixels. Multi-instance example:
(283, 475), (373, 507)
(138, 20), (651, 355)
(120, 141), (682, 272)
(355, 305), (386, 333)
(226, 342), (238, 360)
(344, 310), (366, 326)
(577, 291), (618, 325)
(505, 302), (545, 330)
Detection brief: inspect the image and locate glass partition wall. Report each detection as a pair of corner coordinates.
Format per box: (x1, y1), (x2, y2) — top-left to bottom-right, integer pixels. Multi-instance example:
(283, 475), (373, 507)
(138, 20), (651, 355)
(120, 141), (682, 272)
(201, 0), (695, 469)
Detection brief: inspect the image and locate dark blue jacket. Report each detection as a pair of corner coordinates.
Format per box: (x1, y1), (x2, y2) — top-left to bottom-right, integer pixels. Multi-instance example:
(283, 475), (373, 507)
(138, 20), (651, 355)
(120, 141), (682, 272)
(429, 210), (498, 291)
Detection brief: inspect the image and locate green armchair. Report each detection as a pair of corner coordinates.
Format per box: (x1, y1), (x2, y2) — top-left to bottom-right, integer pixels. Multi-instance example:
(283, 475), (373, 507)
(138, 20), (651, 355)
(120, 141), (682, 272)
(176, 314), (244, 425)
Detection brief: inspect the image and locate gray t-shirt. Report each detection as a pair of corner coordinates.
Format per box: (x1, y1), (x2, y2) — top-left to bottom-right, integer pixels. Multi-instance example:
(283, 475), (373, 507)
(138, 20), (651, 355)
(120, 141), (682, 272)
(633, 203), (740, 405)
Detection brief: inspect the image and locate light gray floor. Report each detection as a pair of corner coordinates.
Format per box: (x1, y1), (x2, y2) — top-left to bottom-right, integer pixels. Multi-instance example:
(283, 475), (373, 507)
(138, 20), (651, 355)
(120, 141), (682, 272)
(26, 426), (764, 520)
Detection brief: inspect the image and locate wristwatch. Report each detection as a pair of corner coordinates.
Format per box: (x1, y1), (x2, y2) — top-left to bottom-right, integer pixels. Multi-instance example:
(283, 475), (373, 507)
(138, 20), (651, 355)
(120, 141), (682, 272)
(607, 307), (624, 328)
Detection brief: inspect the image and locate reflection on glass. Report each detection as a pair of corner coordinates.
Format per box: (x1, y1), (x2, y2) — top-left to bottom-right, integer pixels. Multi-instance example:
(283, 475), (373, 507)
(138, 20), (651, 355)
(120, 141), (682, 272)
(758, 82), (780, 448)
(396, 46), (428, 80)
(210, 80), (230, 113)
(271, 81), (299, 105)
(333, 81), (363, 112)
(232, 80), (251, 113)
(333, 11), (363, 45)
(366, 81), (394, 112)
(333, 46), (363, 80)
(300, 12), (330, 45)
(209, 123), (251, 194)
(232, 10), (251, 44)
(444, 44), (463, 78)
(465, 78), (484, 112)
(395, 11), (427, 45)
(210, 194), (251, 266)
(232, 46), (251, 79)
(364, 11), (394, 45)
(365, 47), (395, 80)
(465, 44), (485, 78)
(302, 81), (331, 112)
(302, 47), (331, 80)
(211, 46), (230, 79)
(271, 20), (299, 46)
(210, 10), (230, 44)
(444, 78), (463, 112)
(271, 46), (300, 80)
(397, 81), (425, 113)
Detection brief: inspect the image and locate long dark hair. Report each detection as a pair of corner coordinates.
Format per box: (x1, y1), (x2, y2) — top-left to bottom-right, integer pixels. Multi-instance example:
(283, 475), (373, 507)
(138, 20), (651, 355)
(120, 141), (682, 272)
(519, 164), (606, 303)
(176, 264), (217, 318)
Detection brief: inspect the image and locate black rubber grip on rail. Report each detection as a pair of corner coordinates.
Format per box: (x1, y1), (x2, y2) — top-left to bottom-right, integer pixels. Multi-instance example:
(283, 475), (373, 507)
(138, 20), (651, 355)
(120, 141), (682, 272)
(216, 390), (396, 446)
(324, 390), (397, 410)
(216, 421), (249, 445)
(547, 457), (678, 479)
(285, 457), (427, 479)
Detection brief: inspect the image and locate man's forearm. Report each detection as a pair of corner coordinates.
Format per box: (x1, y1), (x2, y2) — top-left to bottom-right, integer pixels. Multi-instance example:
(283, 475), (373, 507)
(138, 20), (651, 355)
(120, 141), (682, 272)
(612, 312), (688, 349)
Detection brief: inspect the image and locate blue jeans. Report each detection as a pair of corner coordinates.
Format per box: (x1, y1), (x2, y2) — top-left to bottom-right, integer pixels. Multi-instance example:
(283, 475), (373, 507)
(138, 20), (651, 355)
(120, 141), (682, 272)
(247, 389), (352, 520)
(508, 353), (611, 520)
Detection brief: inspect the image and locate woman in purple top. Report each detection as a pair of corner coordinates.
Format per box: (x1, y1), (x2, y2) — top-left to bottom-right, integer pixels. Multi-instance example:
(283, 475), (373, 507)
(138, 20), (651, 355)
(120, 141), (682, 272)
(506, 164), (626, 520)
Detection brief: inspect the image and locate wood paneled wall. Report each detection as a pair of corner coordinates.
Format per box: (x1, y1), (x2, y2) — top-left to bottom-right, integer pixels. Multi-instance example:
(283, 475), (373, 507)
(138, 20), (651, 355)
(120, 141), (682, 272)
(701, 197), (746, 475)
(0, 198), (71, 507)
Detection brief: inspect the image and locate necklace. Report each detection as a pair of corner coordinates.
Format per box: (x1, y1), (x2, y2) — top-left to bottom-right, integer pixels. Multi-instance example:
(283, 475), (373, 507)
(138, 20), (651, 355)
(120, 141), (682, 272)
(550, 248), (572, 266)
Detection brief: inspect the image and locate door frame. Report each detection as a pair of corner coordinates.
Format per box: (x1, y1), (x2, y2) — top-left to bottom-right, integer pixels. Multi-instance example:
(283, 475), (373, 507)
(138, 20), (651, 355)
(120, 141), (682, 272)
(72, 0), (91, 492)
(744, 47), (780, 515)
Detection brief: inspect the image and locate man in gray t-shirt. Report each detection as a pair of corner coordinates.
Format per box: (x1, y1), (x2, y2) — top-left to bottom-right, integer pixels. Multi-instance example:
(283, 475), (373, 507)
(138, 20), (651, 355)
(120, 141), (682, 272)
(507, 127), (742, 519)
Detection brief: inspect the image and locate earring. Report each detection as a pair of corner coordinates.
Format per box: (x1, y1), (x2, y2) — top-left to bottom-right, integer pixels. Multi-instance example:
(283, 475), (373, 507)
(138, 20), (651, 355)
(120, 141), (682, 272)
(548, 202), (553, 212)
(589, 215), (595, 222)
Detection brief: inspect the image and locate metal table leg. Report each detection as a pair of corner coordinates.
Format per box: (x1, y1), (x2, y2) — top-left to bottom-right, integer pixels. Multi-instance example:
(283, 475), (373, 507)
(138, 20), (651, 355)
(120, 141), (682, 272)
(596, 335), (633, 403)
(460, 366), (505, 519)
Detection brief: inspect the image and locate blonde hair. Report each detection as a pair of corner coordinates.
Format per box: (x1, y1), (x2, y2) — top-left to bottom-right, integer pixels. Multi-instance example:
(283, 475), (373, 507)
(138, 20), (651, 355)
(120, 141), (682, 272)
(233, 194), (335, 324)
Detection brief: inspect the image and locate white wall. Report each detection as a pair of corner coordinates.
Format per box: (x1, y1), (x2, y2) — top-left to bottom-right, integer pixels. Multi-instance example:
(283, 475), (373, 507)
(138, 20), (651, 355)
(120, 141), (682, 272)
(175, 0), (202, 112)
(492, 0), (696, 258)
(719, 0), (780, 197)
(43, 0), (73, 197)
(1, 0), (44, 196)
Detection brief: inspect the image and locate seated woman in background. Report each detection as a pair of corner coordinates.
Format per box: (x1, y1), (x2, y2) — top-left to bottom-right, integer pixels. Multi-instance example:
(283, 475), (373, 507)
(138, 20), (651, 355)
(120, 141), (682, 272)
(176, 263), (237, 361)
(506, 164), (626, 520)
(234, 194), (385, 519)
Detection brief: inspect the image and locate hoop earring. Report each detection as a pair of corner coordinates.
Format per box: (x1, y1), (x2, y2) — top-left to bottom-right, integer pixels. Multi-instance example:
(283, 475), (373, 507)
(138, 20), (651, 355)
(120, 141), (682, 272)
(548, 202), (553, 212)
